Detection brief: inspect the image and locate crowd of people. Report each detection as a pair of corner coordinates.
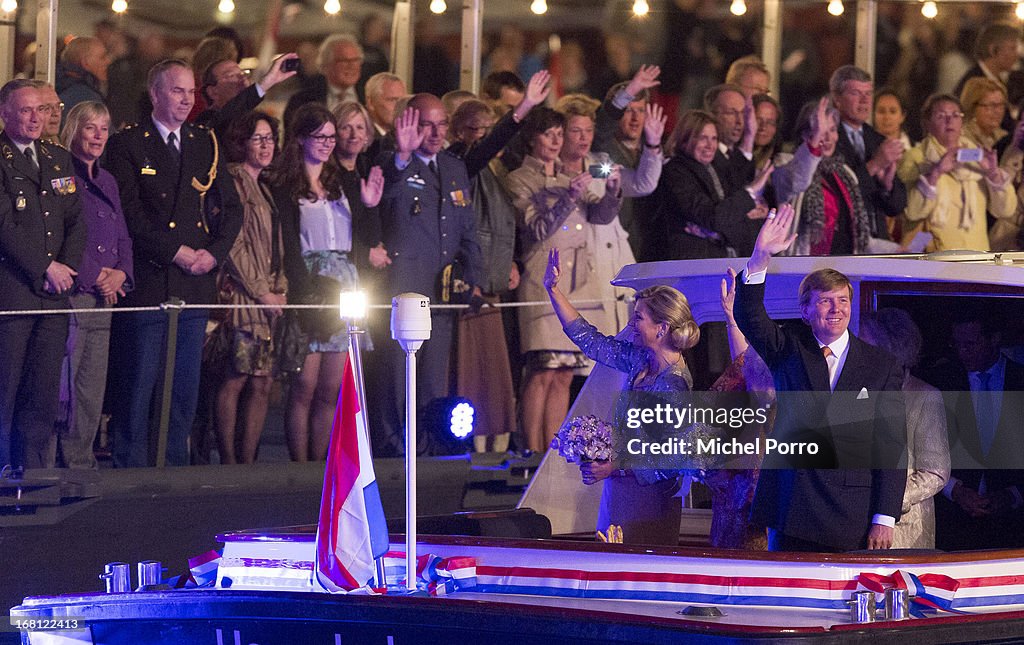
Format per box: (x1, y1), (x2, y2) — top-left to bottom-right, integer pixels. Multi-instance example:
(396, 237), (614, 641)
(1, 11), (1023, 553)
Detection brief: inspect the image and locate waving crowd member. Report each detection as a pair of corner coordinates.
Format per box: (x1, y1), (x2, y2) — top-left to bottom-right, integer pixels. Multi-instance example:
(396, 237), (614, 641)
(273, 104), (383, 461)
(505, 107), (621, 452)
(545, 247), (699, 546)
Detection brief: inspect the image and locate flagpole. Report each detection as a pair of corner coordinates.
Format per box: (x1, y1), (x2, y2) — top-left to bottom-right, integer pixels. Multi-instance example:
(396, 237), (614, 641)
(346, 324), (385, 589)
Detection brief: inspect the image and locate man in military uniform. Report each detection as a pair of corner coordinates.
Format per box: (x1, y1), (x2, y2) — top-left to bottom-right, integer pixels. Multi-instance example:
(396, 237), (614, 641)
(106, 59), (242, 467)
(377, 93), (483, 454)
(0, 78), (85, 469)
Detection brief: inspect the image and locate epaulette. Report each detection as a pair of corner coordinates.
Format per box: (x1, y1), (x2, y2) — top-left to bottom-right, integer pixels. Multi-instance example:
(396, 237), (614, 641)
(41, 140), (68, 151)
(120, 123), (139, 131)
(193, 122), (209, 131)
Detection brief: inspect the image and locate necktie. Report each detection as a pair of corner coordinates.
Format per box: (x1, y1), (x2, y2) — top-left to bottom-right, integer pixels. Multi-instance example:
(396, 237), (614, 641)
(705, 164), (725, 201)
(24, 146), (38, 170)
(822, 345), (837, 391)
(850, 128), (865, 160)
(428, 159), (438, 177)
(975, 371), (997, 456)
(167, 132), (180, 164)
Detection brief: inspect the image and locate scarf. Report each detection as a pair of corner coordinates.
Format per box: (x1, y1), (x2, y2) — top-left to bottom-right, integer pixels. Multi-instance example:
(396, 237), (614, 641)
(798, 153), (871, 254)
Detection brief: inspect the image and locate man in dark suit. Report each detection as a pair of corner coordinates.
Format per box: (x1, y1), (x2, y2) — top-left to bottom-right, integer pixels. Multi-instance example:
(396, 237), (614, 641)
(704, 83), (757, 192)
(829, 65), (907, 244)
(931, 313), (1024, 550)
(954, 23), (1022, 130)
(377, 93), (483, 454)
(283, 34), (364, 130)
(0, 79), (85, 469)
(734, 205), (907, 551)
(107, 59), (242, 467)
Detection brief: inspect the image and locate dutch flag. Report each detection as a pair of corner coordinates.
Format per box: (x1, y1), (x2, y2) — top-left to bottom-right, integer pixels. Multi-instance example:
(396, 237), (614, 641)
(314, 354), (390, 592)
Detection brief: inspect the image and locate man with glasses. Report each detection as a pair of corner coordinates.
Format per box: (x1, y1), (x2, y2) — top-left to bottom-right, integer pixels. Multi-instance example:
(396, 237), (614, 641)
(0, 78), (85, 469)
(37, 83), (63, 144)
(830, 65), (907, 245)
(284, 34), (364, 129)
(106, 59), (242, 467)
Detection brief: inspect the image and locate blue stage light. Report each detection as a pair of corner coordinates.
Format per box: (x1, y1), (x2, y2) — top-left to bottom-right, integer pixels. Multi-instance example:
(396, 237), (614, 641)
(449, 401), (475, 439)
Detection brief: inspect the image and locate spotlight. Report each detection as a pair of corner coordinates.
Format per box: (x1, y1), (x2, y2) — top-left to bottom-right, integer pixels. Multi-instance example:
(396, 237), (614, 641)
(530, 0), (547, 15)
(730, 0), (746, 16)
(449, 401), (475, 440)
(827, 0), (844, 16)
(429, 0), (446, 13)
(0, 0), (16, 12)
(1018, 1), (1024, 20)
(423, 397), (476, 455)
(218, 0), (234, 12)
(324, 0), (340, 15)
(339, 290), (368, 321)
(920, 1), (937, 19)
(632, 0), (649, 16)
(111, 0), (127, 12)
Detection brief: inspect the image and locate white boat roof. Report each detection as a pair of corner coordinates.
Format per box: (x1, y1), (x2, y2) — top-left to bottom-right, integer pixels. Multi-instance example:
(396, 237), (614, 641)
(612, 253), (1024, 327)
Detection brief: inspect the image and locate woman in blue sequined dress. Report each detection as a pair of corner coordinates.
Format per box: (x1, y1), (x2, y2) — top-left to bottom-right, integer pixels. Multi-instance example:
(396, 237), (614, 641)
(544, 248), (700, 545)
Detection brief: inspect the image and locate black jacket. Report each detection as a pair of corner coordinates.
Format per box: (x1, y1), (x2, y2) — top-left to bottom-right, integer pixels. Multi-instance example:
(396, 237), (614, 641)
(106, 118), (242, 306)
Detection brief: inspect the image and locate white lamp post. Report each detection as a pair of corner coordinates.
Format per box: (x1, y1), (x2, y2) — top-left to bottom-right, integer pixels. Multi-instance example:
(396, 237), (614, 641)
(390, 293), (431, 592)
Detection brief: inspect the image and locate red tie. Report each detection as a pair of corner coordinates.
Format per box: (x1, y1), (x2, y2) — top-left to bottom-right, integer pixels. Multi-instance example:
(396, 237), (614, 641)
(822, 346), (833, 359)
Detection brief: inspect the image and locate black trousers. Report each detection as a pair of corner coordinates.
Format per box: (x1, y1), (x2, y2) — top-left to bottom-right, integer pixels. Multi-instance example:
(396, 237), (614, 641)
(0, 313), (68, 468)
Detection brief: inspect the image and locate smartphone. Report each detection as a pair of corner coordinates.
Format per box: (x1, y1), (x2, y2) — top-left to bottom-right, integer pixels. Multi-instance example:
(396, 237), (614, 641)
(281, 57), (301, 73)
(956, 148), (983, 163)
(588, 163), (610, 179)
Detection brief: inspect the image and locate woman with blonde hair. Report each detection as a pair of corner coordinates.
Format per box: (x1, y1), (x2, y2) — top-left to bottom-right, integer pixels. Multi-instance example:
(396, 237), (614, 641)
(545, 247), (699, 545)
(56, 101), (133, 468)
(960, 77), (1009, 151)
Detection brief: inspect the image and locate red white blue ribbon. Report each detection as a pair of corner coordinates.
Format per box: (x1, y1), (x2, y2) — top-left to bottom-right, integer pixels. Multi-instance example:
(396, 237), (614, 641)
(383, 551), (478, 596)
(858, 570), (969, 617)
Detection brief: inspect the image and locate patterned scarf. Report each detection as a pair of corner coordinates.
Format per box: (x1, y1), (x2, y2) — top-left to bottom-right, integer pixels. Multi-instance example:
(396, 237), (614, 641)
(798, 153), (871, 254)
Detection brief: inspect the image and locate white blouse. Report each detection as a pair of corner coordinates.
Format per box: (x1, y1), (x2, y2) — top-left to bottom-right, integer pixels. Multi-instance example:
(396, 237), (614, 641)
(298, 194), (353, 254)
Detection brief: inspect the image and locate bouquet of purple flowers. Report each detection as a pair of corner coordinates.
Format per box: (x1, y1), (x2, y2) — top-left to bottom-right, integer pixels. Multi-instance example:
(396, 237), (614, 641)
(550, 415), (617, 463)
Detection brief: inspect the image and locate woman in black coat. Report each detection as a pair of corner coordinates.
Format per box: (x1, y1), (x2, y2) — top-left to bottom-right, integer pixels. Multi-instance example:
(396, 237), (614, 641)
(647, 110), (773, 260)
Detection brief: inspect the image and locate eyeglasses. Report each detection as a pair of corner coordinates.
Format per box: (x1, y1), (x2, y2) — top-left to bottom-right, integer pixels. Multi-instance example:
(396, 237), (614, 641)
(743, 84), (770, 95)
(976, 101), (1005, 110)
(932, 111), (964, 122)
(306, 134), (336, 144)
(47, 102), (64, 112)
(714, 109), (743, 119)
(248, 134), (275, 145)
